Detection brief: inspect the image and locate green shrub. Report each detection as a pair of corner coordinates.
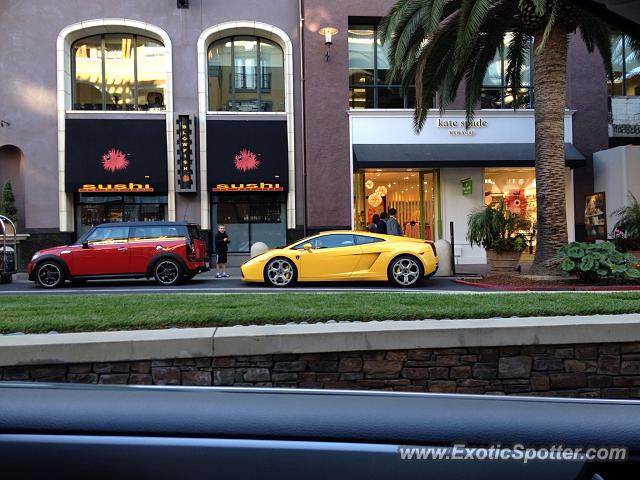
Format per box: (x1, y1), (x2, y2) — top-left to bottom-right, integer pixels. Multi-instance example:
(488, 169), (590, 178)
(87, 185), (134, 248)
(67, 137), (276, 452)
(557, 242), (640, 283)
(0, 182), (17, 222)
(612, 193), (640, 251)
(467, 198), (531, 253)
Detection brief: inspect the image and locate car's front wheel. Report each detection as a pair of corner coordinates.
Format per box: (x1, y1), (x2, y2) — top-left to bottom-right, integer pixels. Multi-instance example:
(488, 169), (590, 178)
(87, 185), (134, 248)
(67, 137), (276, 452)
(264, 258), (297, 287)
(388, 255), (422, 288)
(153, 258), (182, 286)
(36, 261), (66, 289)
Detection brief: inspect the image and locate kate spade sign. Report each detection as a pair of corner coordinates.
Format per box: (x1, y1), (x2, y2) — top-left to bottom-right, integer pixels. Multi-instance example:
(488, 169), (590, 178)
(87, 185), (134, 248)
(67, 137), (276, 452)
(175, 114), (196, 192)
(437, 118), (488, 136)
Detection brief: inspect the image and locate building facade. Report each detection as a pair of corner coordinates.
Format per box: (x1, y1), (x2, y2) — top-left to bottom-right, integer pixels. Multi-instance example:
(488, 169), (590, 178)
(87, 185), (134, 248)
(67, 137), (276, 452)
(0, 0), (629, 267)
(0, 1), (303, 266)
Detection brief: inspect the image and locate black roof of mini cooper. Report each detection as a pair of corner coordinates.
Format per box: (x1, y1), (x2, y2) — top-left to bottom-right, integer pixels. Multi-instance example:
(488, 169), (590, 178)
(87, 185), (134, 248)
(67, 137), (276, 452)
(94, 221), (198, 228)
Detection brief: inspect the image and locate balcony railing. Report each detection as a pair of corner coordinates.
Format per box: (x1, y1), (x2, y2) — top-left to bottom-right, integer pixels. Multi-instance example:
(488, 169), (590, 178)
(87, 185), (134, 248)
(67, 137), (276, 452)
(609, 96), (640, 137)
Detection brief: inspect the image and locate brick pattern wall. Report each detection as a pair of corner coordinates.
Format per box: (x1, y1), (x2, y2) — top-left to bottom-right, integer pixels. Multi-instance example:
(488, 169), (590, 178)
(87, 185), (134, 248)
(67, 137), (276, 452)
(3, 343), (640, 399)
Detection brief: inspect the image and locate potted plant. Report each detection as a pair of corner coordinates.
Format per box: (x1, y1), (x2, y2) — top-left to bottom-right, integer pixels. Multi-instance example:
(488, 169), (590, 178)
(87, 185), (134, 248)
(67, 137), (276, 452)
(612, 193), (640, 265)
(467, 198), (531, 274)
(0, 181), (18, 233)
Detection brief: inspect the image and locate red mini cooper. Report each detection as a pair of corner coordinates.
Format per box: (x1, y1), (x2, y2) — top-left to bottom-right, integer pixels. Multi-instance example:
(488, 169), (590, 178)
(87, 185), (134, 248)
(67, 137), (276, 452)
(28, 221), (209, 288)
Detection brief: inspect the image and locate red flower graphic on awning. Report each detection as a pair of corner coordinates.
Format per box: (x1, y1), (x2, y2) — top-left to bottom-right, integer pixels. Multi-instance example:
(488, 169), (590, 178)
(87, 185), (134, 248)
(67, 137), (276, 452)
(102, 148), (129, 172)
(234, 148), (261, 172)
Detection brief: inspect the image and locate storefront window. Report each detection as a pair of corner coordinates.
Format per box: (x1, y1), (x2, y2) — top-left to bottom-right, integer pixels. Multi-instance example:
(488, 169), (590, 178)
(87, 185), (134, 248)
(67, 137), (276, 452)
(75, 194), (167, 236)
(207, 37), (285, 112)
(483, 167), (536, 232)
(211, 193), (286, 252)
(348, 25), (417, 109)
(481, 35), (533, 109)
(73, 34), (166, 111)
(354, 170), (438, 240)
(609, 34), (640, 96)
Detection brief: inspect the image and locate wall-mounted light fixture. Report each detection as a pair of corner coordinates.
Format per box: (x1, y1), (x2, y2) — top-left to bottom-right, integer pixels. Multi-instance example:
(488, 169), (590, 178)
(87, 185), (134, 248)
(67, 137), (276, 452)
(177, 0), (189, 8)
(318, 27), (338, 62)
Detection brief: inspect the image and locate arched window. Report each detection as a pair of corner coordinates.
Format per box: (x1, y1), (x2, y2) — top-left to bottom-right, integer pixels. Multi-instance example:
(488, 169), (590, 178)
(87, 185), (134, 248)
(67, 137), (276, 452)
(207, 36), (284, 112)
(72, 34), (166, 111)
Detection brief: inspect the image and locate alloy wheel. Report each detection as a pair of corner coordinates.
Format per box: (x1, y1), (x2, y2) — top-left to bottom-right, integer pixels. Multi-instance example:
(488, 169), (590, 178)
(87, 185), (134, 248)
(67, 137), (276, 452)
(37, 263), (63, 288)
(391, 257), (421, 287)
(266, 259), (295, 287)
(155, 260), (180, 285)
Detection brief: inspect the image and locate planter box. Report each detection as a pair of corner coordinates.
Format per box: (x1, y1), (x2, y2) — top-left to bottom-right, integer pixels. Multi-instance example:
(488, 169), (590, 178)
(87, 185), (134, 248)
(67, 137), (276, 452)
(486, 250), (521, 274)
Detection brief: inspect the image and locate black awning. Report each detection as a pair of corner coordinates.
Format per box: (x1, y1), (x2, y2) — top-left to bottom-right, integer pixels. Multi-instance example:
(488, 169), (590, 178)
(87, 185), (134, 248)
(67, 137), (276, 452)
(353, 143), (585, 169)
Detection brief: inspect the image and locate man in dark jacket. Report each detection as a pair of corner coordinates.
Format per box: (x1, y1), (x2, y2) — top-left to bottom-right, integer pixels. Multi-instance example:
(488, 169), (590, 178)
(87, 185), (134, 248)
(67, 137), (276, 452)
(386, 208), (404, 236)
(214, 224), (230, 278)
(378, 211), (388, 234)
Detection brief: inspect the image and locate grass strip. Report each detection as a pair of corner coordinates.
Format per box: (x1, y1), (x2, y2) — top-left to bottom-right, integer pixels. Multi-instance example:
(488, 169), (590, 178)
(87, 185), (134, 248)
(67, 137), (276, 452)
(0, 292), (639, 334)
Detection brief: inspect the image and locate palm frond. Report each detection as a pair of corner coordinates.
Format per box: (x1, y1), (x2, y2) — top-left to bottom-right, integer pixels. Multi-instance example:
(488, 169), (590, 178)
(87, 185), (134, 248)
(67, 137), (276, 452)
(413, 10), (462, 130)
(456, 0), (495, 60)
(505, 32), (530, 109)
(530, 0), (547, 16)
(463, 29), (506, 121)
(535, 0), (560, 54)
(378, 0), (414, 40)
(577, 9), (613, 82)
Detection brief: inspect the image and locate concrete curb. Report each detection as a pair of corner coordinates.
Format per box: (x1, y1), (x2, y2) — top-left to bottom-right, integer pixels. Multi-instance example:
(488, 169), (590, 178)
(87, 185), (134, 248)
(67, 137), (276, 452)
(2, 314), (640, 366)
(452, 279), (640, 291)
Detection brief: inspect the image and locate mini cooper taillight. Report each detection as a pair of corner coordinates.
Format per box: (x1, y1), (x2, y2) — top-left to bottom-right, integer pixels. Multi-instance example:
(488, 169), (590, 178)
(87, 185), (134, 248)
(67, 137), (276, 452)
(186, 239), (197, 261)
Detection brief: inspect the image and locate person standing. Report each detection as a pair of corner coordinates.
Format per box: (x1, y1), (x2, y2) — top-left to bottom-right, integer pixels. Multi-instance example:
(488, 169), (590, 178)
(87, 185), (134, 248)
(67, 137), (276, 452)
(386, 208), (404, 236)
(214, 224), (230, 278)
(378, 211), (388, 234)
(367, 214), (380, 233)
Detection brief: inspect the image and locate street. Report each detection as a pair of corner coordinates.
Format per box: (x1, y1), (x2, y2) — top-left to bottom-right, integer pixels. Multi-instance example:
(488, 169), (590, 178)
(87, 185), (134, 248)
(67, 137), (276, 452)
(0, 269), (482, 295)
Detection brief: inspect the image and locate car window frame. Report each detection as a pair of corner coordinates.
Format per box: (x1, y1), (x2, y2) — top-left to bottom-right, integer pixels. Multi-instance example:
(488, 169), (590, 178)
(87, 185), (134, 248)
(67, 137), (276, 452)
(129, 225), (188, 242)
(293, 233), (357, 250)
(85, 226), (130, 245)
(354, 235), (386, 246)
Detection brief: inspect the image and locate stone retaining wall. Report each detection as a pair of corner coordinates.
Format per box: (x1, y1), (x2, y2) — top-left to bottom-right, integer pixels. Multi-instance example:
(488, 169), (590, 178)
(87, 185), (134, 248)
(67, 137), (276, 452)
(4, 342), (640, 399)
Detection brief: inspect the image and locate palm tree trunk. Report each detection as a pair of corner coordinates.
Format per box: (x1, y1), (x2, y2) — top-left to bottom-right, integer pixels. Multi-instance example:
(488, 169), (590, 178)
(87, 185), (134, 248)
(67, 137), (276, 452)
(530, 26), (569, 275)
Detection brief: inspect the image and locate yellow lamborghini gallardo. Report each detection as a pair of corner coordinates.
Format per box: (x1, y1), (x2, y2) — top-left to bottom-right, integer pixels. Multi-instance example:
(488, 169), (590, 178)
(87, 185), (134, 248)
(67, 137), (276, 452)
(241, 231), (438, 287)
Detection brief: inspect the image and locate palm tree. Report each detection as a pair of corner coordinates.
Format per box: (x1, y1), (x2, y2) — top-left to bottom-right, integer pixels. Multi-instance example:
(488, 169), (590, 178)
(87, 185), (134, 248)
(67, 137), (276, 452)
(379, 0), (639, 275)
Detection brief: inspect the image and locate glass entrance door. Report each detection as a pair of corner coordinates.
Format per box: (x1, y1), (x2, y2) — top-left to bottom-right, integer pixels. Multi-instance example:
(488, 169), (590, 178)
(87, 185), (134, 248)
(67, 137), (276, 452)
(211, 193), (286, 252)
(354, 170), (439, 240)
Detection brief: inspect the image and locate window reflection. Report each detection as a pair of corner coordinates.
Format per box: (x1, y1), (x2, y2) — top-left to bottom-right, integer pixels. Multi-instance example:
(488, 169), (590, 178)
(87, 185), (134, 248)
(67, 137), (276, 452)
(73, 35), (103, 110)
(481, 35), (533, 109)
(207, 37), (285, 112)
(104, 34), (135, 110)
(609, 34), (640, 97)
(348, 25), (417, 109)
(136, 37), (166, 110)
(76, 194), (167, 236)
(73, 34), (166, 111)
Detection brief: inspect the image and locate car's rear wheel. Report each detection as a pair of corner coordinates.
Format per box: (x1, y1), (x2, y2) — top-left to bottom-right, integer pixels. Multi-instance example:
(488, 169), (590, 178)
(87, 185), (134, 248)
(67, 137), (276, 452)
(36, 261), (66, 289)
(154, 259), (182, 286)
(264, 258), (297, 287)
(388, 255), (422, 287)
